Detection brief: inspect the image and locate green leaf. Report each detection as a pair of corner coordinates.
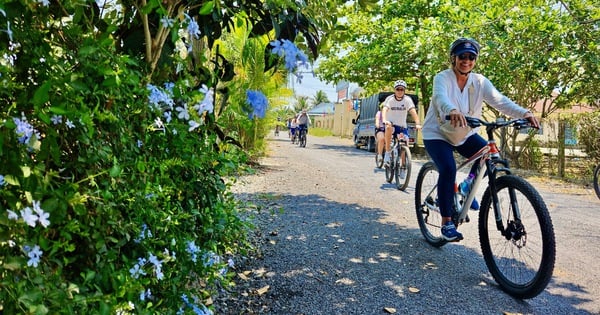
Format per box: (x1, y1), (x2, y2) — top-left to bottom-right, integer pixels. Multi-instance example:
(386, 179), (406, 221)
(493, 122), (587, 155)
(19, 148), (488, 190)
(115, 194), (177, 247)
(136, 161), (146, 172)
(99, 301), (111, 315)
(4, 174), (20, 186)
(48, 106), (69, 115)
(32, 81), (51, 107)
(103, 76), (119, 87)
(18, 290), (43, 307)
(141, 0), (159, 14)
(2, 257), (22, 271)
(109, 164), (122, 178)
(21, 166), (32, 178)
(199, 1), (214, 15)
(78, 45), (98, 57)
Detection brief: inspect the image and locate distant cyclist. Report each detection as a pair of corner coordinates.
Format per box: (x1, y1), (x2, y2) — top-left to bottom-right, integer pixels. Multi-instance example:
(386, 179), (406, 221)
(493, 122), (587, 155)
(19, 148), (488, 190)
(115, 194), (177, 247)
(296, 109), (311, 134)
(290, 118), (298, 142)
(382, 80), (421, 176)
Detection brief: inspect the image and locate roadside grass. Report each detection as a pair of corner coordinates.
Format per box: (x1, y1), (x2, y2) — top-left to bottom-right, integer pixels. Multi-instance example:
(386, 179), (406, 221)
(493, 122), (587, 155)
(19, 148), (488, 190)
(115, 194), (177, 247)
(309, 128), (333, 137)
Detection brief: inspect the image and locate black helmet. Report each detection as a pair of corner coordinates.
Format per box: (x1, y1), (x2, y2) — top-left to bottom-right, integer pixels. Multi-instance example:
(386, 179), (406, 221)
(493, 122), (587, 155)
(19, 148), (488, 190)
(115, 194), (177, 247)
(449, 37), (480, 57)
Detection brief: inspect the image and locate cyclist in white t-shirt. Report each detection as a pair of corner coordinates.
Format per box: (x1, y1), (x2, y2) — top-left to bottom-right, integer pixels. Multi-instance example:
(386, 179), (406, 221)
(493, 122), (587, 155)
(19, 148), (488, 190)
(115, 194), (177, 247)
(382, 80), (421, 171)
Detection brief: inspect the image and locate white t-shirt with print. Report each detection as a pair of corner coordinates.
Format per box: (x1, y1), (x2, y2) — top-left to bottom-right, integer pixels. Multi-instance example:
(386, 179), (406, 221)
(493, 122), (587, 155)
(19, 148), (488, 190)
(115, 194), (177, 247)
(383, 94), (415, 128)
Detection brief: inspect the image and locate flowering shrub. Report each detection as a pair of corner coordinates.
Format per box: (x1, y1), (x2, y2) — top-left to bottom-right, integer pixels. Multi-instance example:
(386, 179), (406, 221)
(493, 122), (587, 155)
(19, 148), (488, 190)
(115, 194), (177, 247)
(0, 4), (252, 315)
(0, 0), (317, 313)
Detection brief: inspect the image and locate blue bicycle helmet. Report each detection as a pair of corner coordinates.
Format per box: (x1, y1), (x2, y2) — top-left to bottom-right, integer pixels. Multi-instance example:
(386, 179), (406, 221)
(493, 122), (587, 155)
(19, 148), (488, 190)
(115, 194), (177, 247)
(450, 37), (480, 57)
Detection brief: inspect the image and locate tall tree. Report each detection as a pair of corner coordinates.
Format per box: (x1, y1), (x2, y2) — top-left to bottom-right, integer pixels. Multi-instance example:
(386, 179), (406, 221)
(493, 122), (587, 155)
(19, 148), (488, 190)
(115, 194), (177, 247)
(312, 90), (330, 106)
(294, 95), (310, 112)
(316, 0), (600, 114)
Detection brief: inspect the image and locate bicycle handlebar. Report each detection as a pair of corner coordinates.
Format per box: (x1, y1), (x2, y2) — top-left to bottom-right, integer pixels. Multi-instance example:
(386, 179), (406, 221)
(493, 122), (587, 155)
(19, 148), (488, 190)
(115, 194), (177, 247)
(444, 116), (534, 130)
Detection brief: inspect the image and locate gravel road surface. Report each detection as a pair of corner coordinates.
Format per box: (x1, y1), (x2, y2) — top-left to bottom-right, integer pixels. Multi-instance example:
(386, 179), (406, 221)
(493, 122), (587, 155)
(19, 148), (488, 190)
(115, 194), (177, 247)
(219, 135), (600, 315)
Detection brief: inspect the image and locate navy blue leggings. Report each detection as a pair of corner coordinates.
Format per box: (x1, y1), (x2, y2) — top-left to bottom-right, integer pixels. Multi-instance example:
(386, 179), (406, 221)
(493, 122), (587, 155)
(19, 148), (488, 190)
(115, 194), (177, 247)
(424, 134), (487, 217)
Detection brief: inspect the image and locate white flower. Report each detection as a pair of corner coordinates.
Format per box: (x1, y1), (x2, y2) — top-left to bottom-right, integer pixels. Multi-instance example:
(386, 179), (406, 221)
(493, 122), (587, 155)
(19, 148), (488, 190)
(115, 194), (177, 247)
(160, 16), (174, 28)
(198, 84), (209, 94)
(37, 210), (50, 228)
(51, 115), (62, 125)
(163, 111), (172, 123)
(7, 209), (18, 220)
(188, 120), (200, 132)
(65, 119), (75, 129)
(175, 104), (190, 120)
(20, 207), (38, 227)
(31, 200), (50, 228)
(153, 117), (165, 130)
(26, 245), (43, 267)
(184, 14), (201, 38)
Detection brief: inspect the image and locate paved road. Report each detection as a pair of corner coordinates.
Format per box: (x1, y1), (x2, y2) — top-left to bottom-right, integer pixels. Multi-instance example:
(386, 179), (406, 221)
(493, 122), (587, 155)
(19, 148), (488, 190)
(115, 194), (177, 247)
(233, 134), (600, 314)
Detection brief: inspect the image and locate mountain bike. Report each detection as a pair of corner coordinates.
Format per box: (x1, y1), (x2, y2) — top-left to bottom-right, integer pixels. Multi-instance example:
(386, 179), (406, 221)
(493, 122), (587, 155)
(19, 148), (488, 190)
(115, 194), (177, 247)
(384, 127), (412, 191)
(297, 126), (307, 148)
(414, 117), (555, 299)
(594, 163), (600, 200)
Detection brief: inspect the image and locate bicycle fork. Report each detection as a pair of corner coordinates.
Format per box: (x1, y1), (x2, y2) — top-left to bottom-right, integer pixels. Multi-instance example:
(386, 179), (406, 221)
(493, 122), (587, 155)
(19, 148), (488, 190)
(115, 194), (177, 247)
(485, 159), (525, 241)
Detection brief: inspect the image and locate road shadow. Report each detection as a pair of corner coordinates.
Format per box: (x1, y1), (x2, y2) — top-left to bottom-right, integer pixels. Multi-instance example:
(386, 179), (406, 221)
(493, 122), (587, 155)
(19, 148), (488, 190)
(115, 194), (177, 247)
(232, 191), (594, 315)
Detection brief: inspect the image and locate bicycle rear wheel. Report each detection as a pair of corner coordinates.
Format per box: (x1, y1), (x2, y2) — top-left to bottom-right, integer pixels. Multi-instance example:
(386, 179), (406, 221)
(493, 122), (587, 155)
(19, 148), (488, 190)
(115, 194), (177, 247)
(414, 161), (447, 247)
(395, 145), (412, 191)
(479, 175), (555, 299)
(593, 164), (600, 200)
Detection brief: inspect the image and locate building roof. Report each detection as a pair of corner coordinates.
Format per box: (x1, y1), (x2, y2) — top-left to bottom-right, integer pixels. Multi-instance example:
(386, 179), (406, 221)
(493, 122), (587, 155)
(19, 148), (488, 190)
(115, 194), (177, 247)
(307, 102), (335, 116)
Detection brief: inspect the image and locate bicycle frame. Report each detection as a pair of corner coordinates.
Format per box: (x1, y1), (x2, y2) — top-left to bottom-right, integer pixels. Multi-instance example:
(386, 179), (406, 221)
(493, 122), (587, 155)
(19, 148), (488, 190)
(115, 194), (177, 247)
(452, 122), (517, 234)
(423, 120), (515, 228)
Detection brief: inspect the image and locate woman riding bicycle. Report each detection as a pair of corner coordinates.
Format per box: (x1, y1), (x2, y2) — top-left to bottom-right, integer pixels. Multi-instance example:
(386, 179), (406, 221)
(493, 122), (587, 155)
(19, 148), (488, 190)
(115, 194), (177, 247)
(421, 37), (539, 241)
(382, 79), (421, 176)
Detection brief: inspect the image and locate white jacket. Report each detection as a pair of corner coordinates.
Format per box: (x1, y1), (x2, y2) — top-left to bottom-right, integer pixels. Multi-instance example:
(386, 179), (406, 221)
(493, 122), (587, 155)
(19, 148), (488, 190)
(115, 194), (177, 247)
(422, 69), (530, 145)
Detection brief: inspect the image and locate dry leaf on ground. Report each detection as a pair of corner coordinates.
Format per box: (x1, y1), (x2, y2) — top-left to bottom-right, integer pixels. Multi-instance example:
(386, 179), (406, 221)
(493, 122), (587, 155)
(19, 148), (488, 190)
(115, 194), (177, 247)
(408, 287), (420, 293)
(255, 285), (270, 296)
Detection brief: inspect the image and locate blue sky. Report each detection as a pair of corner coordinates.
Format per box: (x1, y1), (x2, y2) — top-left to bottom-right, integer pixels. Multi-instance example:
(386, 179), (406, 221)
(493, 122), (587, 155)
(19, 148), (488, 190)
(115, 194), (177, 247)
(289, 72), (339, 103)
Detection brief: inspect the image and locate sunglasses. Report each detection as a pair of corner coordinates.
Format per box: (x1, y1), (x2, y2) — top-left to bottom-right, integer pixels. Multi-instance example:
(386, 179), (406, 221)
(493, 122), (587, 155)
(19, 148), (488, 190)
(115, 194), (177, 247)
(395, 88), (405, 92)
(458, 53), (477, 61)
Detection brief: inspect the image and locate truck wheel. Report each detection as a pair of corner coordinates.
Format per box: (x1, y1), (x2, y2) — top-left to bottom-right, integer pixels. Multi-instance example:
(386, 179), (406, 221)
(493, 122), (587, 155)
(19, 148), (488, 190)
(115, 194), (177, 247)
(366, 137), (373, 152)
(354, 135), (361, 148)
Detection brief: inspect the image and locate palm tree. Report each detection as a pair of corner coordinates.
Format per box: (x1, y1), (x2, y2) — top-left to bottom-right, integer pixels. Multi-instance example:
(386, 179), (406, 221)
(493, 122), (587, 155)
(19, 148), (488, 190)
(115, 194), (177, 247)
(294, 95), (310, 112)
(312, 90), (330, 107)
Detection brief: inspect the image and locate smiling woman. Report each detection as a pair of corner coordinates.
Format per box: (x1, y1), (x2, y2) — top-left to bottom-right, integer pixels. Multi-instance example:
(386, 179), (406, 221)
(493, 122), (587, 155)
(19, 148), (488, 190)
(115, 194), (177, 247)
(421, 37), (539, 241)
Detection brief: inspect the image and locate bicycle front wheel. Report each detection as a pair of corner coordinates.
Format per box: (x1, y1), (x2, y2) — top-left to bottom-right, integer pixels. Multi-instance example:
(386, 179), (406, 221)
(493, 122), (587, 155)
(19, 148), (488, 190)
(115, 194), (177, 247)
(299, 132), (306, 147)
(593, 164), (600, 200)
(375, 153), (384, 169)
(395, 146), (412, 191)
(384, 151), (395, 183)
(414, 161), (447, 247)
(479, 175), (555, 299)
